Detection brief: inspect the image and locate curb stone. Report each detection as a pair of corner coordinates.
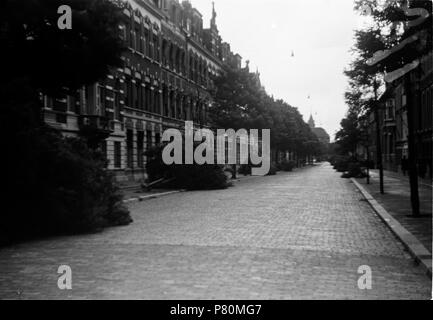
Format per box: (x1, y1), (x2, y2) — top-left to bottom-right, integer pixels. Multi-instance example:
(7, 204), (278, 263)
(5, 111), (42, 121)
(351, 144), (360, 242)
(351, 178), (432, 278)
(123, 190), (185, 204)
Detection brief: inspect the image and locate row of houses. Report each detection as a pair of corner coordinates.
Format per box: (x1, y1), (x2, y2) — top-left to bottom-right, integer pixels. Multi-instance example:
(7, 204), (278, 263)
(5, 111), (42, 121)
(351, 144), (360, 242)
(44, 0), (245, 182)
(361, 51), (433, 180)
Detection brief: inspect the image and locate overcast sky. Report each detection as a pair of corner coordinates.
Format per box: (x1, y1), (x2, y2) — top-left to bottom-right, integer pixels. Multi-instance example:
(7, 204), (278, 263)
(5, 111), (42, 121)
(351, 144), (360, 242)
(192, 0), (363, 141)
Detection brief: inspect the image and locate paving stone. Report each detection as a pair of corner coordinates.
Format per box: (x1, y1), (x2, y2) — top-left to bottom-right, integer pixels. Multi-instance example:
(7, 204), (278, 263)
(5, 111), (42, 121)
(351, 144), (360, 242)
(0, 163), (430, 299)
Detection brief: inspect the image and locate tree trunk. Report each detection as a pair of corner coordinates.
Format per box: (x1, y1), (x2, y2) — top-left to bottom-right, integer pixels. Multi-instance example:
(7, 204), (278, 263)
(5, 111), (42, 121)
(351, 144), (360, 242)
(373, 80), (384, 194)
(404, 73), (420, 216)
(366, 145), (370, 185)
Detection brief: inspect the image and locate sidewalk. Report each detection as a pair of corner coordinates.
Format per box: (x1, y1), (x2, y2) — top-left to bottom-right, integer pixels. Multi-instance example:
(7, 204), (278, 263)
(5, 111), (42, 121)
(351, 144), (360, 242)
(121, 186), (177, 201)
(355, 170), (432, 253)
(377, 169), (432, 189)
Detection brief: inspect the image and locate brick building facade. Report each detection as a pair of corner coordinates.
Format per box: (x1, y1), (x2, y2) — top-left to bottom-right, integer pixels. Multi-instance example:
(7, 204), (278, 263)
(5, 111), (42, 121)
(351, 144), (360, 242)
(363, 51), (432, 179)
(43, 0), (243, 182)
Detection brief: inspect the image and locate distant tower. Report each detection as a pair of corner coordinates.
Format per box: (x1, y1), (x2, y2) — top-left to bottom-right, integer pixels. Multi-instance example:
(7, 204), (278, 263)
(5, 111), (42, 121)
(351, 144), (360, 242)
(253, 67), (261, 87)
(211, 1), (217, 30)
(308, 114), (315, 128)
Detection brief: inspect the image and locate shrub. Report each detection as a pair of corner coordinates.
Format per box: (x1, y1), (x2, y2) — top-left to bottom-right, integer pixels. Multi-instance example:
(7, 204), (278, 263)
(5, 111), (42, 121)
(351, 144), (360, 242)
(223, 167), (234, 179)
(280, 160), (296, 172)
(145, 145), (170, 182)
(331, 155), (352, 172)
(238, 164), (252, 176)
(266, 163), (278, 176)
(174, 164), (230, 190)
(335, 161), (349, 172)
(1, 123), (132, 246)
(341, 162), (368, 178)
(360, 159), (375, 169)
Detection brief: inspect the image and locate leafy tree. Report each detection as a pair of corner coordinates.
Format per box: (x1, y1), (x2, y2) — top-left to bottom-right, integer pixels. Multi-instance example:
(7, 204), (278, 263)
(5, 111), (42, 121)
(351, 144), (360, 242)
(0, 0), (129, 245)
(343, 0), (432, 212)
(209, 67), (322, 163)
(335, 109), (363, 155)
(0, 0), (124, 99)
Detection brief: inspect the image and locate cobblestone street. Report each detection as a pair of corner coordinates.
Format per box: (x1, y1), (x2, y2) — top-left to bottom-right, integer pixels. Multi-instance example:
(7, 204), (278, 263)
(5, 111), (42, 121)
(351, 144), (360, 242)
(0, 163), (430, 299)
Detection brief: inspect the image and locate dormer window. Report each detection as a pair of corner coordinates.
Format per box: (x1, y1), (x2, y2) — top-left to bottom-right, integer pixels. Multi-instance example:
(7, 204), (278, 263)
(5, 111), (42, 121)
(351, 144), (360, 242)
(187, 19), (191, 32)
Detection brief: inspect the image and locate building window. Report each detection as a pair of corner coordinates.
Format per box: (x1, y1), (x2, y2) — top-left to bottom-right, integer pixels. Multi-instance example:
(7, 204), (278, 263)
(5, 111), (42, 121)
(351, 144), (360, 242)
(168, 44), (173, 69)
(154, 35), (160, 61)
(113, 79), (121, 120)
(385, 99), (395, 120)
(162, 40), (167, 65)
(130, 30), (136, 50)
(154, 90), (160, 114)
(114, 91), (120, 120)
(124, 77), (133, 108)
(176, 95), (182, 119)
(146, 130), (153, 149)
(97, 85), (106, 111)
(114, 141), (121, 168)
(149, 36), (154, 59)
(163, 87), (169, 116)
(73, 90), (81, 114)
(137, 131), (144, 168)
(126, 129), (134, 168)
(134, 81), (142, 109)
(135, 25), (142, 53)
(101, 140), (108, 167)
(155, 132), (161, 145)
(145, 86), (151, 112)
(189, 56), (194, 80)
(143, 29), (149, 56)
(119, 24), (127, 43)
(175, 47), (180, 71)
(170, 91), (175, 118)
(390, 134), (394, 154)
(180, 51), (185, 74)
(183, 97), (188, 120)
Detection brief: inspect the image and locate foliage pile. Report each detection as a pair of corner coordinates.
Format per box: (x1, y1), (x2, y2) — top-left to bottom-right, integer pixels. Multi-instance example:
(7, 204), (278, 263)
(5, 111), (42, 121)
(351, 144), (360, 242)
(145, 145), (230, 190)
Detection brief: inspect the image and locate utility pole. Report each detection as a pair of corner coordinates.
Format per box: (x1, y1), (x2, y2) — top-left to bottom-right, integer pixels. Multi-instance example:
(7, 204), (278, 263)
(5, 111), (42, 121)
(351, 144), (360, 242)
(404, 72), (420, 216)
(373, 78), (384, 194)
